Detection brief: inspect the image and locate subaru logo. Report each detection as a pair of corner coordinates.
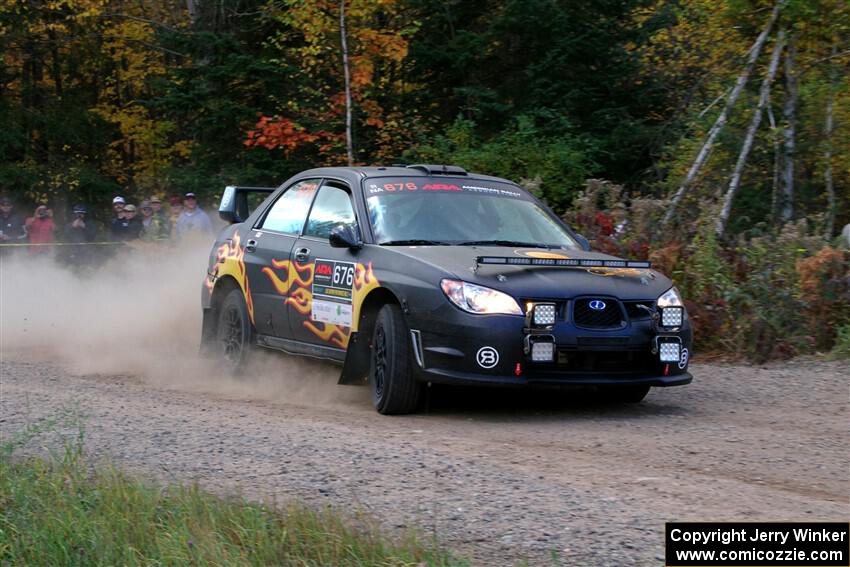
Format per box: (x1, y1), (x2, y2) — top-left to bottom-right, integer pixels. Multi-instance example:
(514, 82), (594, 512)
(588, 300), (607, 311)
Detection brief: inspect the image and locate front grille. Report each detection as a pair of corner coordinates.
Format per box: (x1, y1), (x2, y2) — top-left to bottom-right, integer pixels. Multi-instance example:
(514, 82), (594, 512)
(573, 298), (625, 329)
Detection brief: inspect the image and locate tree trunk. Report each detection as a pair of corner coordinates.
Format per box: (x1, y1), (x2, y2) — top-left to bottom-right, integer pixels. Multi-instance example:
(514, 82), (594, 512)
(340, 0), (354, 166)
(780, 37), (798, 222)
(823, 43), (837, 239)
(766, 102), (781, 226)
(185, 0), (198, 24)
(662, 0), (784, 227)
(716, 32), (785, 237)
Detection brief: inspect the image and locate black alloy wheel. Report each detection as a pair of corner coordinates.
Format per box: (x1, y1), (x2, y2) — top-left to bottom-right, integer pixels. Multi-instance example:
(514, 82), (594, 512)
(216, 288), (253, 372)
(369, 304), (421, 414)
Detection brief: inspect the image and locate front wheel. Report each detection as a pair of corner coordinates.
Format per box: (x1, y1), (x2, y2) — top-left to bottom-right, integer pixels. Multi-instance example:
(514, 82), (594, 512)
(215, 288), (254, 372)
(369, 304), (421, 415)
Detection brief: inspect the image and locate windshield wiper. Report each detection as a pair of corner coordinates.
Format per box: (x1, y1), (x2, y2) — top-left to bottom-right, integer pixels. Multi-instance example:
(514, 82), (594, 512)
(457, 240), (560, 249)
(379, 239), (452, 246)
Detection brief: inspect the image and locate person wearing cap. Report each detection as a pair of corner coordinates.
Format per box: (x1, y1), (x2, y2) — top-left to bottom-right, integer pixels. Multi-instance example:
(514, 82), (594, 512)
(175, 192), (213, 239)
(25, 204), (56, 253)
(122, 204), (143, 239)
(64, 204), (97, 243)
(0, 195), (27, 242)
(139, 200), (169, 242)
(110, 196), (127, 241)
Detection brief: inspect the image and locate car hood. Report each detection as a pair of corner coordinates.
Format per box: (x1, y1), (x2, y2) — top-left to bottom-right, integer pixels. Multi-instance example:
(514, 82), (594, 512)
(381, 245), (672, 301)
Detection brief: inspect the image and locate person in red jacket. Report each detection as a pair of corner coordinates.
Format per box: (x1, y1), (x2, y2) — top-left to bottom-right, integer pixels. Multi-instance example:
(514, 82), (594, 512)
(25, 204), (56, 253)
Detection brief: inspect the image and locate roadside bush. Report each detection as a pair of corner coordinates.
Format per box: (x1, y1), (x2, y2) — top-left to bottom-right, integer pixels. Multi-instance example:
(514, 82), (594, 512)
(831, 324), (850, 359)
(796, 247), (850, 350)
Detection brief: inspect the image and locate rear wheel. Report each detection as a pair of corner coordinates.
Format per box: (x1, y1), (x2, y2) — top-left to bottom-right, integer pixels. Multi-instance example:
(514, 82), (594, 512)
(215, 288), (253, 372)
(369, 304), (421, 415)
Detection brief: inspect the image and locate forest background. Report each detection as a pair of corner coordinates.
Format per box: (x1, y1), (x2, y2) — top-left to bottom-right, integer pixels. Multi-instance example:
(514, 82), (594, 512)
(1, 0), (848, 359)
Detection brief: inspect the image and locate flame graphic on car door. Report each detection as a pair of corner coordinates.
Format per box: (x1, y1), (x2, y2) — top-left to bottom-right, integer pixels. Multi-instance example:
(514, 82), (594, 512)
(261, 259), (380, 349)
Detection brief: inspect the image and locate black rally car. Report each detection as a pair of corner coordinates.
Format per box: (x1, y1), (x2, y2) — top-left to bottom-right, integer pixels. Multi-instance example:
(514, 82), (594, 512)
(201, 165), (692, 414)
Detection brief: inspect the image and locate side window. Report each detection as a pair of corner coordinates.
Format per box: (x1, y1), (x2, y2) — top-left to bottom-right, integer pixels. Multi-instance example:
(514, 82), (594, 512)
(304, 184), (356, 239)
(259, 179), (320, 234)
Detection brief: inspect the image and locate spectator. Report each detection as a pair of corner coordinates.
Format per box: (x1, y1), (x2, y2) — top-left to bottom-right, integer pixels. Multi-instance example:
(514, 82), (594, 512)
(25, 204), (56, 253)
(175, 192), (213, 238)
(0, 195), (27, 243)
(121, 204), (143, 240)
(139, 200), (168, 241)
(112, 195), (125, 218)
(149, 196), (172, 237)
(169, 195), (183, 228)
(64, 204), (97, 243)
(109, 196), (126, 241)
(111, 201), (142, 241)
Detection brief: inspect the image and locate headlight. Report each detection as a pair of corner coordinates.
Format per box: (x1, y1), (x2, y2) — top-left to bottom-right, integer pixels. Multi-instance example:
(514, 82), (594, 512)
(440, 279), (523, 315)
(657, 287), (687, 323)
(657, 287), (684, 308)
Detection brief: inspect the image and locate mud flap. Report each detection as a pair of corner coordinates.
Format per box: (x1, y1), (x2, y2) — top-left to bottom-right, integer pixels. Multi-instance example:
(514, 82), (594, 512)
(339, 331), (369, 385)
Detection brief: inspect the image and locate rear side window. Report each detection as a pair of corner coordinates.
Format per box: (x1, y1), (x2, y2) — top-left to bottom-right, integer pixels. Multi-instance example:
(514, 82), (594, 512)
(304, 184), (356, 239)
(259, 179), (320, 234)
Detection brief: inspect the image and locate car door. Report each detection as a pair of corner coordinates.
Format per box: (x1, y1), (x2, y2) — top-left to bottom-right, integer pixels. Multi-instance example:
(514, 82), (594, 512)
(287, 180), (360, 351)
(243, 178), (320, 338)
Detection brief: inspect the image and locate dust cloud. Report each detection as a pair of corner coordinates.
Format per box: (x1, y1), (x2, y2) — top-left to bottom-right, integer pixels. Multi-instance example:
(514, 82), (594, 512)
(0, 240), (368, 410)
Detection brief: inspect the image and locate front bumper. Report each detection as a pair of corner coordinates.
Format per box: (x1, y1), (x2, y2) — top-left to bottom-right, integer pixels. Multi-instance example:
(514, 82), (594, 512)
(408, 298), (693, 388)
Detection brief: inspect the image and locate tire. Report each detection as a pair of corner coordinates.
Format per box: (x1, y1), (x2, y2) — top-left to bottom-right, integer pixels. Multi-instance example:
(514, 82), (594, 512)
(215, 288), (254, 372)
(609, 385), (651, 403)
(369, 304), (421, 415)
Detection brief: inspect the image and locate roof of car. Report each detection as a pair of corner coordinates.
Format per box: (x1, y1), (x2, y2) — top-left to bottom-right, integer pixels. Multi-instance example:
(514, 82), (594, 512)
(294, 165), (518, 185)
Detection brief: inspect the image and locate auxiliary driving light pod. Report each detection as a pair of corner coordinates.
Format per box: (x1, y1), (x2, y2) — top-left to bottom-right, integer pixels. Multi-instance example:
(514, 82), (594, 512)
(531, 303), (557, 326)
(525, 335), (556, 362)
(656, 337), (682, 363)
(660, 306), (684, 328)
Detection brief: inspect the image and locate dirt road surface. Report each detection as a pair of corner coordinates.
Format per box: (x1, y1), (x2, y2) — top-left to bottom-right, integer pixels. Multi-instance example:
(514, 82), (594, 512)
(2, 354), (848, 566)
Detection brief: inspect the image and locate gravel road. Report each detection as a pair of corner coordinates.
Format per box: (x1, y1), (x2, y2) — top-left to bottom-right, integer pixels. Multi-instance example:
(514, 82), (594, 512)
(1, 355), (848, 566)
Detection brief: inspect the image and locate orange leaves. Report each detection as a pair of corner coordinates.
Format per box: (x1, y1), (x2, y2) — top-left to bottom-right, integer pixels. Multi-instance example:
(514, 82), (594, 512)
(261, 0), (416, 161)
(244, 114), (325, 153)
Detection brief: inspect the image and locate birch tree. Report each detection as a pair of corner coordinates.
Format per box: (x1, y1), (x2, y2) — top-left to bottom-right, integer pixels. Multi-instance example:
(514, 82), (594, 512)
(716, 32), (785, 237)
(662, 0), (784, 227)
(340, 0), (354, 166)
(823, 43), (837, 238)
(779, 36), (798, 222)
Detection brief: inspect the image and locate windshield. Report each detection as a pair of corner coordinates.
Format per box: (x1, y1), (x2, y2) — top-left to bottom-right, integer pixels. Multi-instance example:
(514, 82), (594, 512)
(364, 177), (579, 248)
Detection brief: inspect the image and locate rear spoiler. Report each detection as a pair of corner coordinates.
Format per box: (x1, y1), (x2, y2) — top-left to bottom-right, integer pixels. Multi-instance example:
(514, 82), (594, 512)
(218, 185), (275, 223)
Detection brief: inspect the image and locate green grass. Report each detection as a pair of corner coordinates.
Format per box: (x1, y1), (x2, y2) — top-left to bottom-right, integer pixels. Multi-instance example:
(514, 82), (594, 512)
(0, 427), (465, 566)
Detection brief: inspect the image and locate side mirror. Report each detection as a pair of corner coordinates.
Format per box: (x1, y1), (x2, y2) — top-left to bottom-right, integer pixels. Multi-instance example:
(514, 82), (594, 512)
(575, 233), (591, 251)
(329, 224), (362, 249)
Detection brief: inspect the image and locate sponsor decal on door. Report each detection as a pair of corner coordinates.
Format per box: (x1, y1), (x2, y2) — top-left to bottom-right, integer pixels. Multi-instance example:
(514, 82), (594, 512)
(311, 258), (356, 327)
